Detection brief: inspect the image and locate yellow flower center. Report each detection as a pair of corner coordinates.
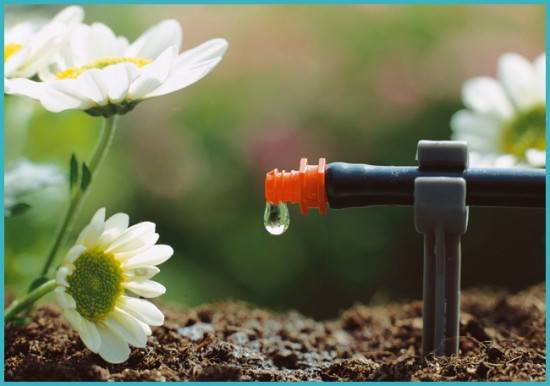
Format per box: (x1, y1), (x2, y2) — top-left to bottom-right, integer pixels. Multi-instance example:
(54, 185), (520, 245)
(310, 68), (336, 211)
(501, 105), (546, 160)
(4, 43), (22, 63)
(56, 57), (152, 80)
(67, 249), (124, 322)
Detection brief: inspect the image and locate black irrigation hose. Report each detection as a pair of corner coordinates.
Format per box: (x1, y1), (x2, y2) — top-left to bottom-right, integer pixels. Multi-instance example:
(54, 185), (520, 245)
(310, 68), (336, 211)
(326, 162), (546, 209)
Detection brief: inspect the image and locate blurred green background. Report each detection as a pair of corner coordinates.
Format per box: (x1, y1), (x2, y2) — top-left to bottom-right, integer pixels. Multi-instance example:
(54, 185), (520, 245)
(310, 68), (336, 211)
(5, 5), (545, 318)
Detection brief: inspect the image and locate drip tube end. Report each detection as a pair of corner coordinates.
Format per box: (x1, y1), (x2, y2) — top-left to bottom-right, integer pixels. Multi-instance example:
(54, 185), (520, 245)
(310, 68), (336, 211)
(265, 158), (328, 215)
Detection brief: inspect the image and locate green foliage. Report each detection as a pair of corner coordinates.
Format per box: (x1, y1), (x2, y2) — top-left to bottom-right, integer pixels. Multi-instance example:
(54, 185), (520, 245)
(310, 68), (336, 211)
(80, 163), (92, 192)
(69, 153), (79, 192)
(8, 203), (31, 217)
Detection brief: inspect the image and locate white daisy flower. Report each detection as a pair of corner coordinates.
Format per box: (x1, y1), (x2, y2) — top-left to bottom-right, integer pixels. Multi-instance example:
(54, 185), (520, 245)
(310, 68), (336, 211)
(5, 19), (228, 117)
(55, 208), (173, 363)
(4, 158), (64, 216)
(451, 53), (546, 168)
(4, 6), (84, 80)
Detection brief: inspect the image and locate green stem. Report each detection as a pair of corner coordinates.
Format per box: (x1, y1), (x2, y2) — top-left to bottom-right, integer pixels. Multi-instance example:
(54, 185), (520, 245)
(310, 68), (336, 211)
(39, 115), (118, 277)
(5, 280), (57, 321)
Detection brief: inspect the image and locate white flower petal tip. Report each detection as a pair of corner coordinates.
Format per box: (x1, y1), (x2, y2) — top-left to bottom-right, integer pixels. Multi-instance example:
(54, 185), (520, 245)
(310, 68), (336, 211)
(498, 53), (540, 110)
(92, 208), (107, 223)
(127, 266), (161, 281)
(97, 325), (131, 364)
(55, 209), (172, 363)
(451, 52), (546, 168)
(120, 297), (164, 326)
(52, 6), (85, 24)
(123, 244), (174, 270)
(125, 280), (166, 298)
(106, 213), (130, 231)
(7, 17), (228, 116)
(127, 19), (183, 59)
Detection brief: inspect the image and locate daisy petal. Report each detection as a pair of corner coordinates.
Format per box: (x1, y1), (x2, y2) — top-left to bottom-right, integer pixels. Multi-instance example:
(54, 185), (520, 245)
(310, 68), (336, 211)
(99, 211), (131, 246)
(79, 318), (101, 353)
(118, 296), (164, 326)
(51, 5), (85, 24)
(526, 148), (546, 167)
(146, 57), (222, 98)
(468, 152), (500, 168)
(56, 266), (72, 287)
(105, 212), (130, 234)
(5, 22), (35, 43)
(129, 46), (177, 100)
(450, 110), (501, 153)
(462, 77), (514, 119)
(124, 280), (166, 298)
(4, 47), (29, 78)
(126, 19), (182, 60)
(47, 79), (94, 109)
(65, 244), (86, 264)
(147, 39), (227, 99)
(64, 308), (84, 328)
(77, 69), (109, 105)
(128, 76), (162, 101)
(175, 38), (229, 70)
(81, 71), (110, 103)
(106, 222), (156, 254)
(125, 266), (161, 281)
(75, 226), (94, 248)
(5, 78), (85, 112)
(124, 245), (174, 269)
(104, 308), (150, 348)
(86, 23), (128, 62)
(498, 53), (539, 110)
(450, 110), (501, 137)
(101, 63), (132, 104)
(76, 213), (106, 248)
(66, 23), (128, 67)
(116, 234), (160, 260)
(55, 287), (76, 309)
(494, 154), (519, 168)
(96, 324), (131, 364)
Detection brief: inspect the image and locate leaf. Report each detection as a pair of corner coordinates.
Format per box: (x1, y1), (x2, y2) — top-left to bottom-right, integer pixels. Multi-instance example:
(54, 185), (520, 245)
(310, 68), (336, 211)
(69, 153), (79, 191)
(28, 276), (50, 293)
(80, 162), (91, 192)
(8, 203), (31, 217)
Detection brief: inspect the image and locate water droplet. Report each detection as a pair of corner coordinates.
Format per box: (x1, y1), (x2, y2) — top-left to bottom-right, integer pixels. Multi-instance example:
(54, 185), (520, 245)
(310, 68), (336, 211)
(264, 202), (290, 235)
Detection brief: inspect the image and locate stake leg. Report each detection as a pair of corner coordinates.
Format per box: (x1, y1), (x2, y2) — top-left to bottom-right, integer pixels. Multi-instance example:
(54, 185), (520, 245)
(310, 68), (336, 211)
(421, 233), (435, 355)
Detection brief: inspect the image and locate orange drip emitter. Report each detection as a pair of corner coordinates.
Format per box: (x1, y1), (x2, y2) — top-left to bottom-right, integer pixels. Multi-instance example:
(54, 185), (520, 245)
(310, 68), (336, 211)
(264, 158), (328, 215)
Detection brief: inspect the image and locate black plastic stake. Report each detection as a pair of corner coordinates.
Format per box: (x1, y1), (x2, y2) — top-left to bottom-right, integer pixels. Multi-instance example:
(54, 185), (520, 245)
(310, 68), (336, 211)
(414, 141), (469, 356)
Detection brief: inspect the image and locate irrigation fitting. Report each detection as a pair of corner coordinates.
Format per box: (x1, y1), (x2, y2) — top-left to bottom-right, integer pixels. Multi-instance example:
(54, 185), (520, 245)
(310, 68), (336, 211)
(264, 140), (546, 357)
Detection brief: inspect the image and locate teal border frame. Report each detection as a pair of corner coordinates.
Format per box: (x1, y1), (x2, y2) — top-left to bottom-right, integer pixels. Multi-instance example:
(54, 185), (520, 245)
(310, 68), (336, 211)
(1, 1), (548, 384)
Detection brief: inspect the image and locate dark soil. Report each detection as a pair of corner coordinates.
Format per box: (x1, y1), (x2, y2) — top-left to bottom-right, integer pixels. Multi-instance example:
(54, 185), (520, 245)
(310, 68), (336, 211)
(5, 284), (546, 381)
